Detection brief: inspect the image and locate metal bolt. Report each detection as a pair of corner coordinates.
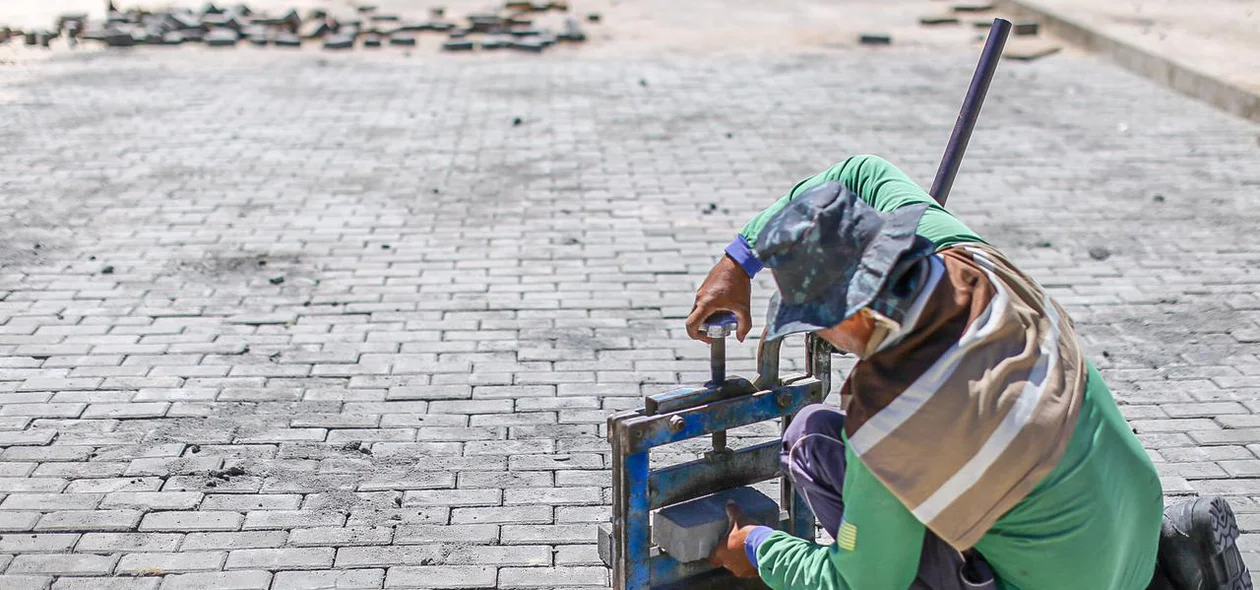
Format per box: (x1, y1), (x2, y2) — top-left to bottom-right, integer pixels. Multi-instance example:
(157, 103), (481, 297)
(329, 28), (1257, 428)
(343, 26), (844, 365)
(668, 416), (685, 432)
(704, 323), (733, 339)
(703, 311), (737, 339)
(776, 391), (791, 408)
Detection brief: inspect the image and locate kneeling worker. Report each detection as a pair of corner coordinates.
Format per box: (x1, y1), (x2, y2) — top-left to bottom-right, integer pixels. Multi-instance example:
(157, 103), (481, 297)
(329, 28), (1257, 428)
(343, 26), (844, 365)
(686, 155), (1252, 590)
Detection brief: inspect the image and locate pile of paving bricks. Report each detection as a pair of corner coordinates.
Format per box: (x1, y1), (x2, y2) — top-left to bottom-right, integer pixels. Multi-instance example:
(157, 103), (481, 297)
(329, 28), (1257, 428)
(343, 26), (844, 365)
(913, 2), (1061, 61)
(0, 1), (596, 53)
(916, 3), (1039, 37)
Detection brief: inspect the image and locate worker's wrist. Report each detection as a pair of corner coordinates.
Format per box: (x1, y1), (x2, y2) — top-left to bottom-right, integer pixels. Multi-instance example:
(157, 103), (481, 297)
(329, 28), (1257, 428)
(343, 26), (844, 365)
(724, 236), (763, 278)
(743, 525), (775, 569)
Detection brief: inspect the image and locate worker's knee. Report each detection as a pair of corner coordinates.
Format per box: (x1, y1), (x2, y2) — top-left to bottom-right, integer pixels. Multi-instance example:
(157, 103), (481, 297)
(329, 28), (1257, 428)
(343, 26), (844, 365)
(783, 404), (846, 449)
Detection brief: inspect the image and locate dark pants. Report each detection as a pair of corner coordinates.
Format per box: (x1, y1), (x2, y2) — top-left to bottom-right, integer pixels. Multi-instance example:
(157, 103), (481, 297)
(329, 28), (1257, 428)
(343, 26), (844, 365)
(781, 404), (996, 590)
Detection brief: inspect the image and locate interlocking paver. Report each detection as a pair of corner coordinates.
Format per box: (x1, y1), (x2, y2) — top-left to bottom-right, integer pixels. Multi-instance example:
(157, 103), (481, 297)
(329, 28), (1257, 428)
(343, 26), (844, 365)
(272, 568), (385, 590)
(393, 524), (501, 545)
(6, 553), (117, 575)
(0, 493), (101, 511)
(287, 526), (393, 547)
(501, 524), (598, 545)
(138, 512), (241, 532)
(116, 551), (228, 573)
(0, 534), (78, 553)
(499, 566), (608, 587)
(335, 545), (443, 568)
(444, 545), (553, 566)
(242, 510), (346, 530)
(35, 510), (142, 532)
(0, 512), (43, 533)
(555, 545), (602, 566)
(383, 566), (497, 588)
(225, 547), (335, 570)
(158, 570), (272, 590)
(74, 533), (182, 553)
(0, 576), (53, 590)
(51, 578), (161, 590)
(180, 531), (288, 551)
(51, 579), (160, 590)
(402, 489), (502, 507)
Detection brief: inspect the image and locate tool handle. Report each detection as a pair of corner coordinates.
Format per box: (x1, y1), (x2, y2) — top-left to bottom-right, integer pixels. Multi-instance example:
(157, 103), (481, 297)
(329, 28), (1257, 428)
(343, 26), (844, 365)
(701, 312), (738, 452)
(929, 17), (1012, 205)
(703, 312), (736, 385)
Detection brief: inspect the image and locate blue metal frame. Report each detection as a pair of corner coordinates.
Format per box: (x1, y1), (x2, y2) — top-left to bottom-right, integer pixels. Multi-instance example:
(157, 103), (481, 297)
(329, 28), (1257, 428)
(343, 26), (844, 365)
(603, 334), (834, 590)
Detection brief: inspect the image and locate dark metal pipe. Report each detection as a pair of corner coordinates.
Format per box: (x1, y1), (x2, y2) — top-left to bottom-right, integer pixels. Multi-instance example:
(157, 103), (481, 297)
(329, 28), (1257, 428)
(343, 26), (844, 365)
(929, 18), (1012, 205)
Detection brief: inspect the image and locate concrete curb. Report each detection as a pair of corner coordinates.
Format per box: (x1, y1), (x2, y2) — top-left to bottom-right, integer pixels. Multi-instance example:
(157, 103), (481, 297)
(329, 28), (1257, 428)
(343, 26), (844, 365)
(996, 0), (1260, 123)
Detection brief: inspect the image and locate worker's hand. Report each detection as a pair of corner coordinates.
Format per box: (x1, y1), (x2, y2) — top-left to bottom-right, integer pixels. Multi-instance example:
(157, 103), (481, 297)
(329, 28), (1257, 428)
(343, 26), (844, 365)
(708, 501), (761, 579)
(686, 255), (753, 344)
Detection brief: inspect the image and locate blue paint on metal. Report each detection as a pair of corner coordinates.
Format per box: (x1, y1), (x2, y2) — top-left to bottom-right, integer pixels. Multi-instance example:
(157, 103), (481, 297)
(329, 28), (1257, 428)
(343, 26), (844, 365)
(630, 383), (819, 453)
(789, 488), (815, 539)
(609, 338), (832, 588)
(650, 546), (719, 586)
(626, 451), (652, 590)
(649, 440), (780, 509)
(644, 385), (717, 415)
(645, 379), (759, 416)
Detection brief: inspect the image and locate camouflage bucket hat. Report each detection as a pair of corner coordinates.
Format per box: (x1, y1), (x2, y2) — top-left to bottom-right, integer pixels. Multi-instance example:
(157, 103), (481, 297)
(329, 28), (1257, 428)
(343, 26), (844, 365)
(753, 181), (932, 342)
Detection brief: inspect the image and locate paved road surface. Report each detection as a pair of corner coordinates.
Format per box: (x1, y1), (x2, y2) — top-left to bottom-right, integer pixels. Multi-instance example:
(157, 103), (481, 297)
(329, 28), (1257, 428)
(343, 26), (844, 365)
(2, 0), (1260, 587)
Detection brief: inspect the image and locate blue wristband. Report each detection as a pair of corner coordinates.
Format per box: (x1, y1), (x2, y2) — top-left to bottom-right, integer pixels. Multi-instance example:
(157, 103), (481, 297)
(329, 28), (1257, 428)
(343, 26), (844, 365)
(724, 235), (763, 278)
(744, 525), (775, 569)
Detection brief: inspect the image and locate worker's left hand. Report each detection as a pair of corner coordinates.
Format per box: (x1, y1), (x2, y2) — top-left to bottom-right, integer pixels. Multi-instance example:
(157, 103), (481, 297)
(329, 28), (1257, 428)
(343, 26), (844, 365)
(708, 501), (761, 578)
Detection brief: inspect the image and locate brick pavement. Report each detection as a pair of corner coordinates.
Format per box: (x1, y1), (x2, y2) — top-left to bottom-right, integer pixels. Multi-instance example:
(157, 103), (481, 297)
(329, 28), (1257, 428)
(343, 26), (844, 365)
(1, 12), (1260, 589)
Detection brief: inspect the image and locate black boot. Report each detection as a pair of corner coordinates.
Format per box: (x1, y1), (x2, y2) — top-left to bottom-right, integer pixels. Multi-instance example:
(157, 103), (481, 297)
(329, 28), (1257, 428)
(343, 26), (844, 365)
(1159, 495), (1252, 590)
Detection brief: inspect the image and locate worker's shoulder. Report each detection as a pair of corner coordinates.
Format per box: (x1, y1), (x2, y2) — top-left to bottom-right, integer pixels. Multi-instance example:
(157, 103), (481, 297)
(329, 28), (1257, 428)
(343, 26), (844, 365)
(931, 236), (991, 256)
(814, 154), (897, 181)
(934, 241), (1050, 300)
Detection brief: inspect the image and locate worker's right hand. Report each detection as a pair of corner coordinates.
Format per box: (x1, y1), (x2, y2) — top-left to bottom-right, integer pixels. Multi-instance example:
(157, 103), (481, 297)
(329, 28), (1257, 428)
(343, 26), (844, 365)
(686, 255), (753, 344)
(708, 501), (761, 578)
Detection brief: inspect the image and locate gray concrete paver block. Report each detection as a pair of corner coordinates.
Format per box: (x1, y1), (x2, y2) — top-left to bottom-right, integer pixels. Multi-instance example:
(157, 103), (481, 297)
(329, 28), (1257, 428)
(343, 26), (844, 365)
(6, 553), (118, 575)
(225, 547), (335, 570)
(139, 511), (242, 532)
(287, 526), (394, 547)
(498, 566), (609, 587)
(0, 512), (43, 533)
(35, 510), (143, 532)
(180, 530), (288, 551)
(52, 578), (161, 590)
(116, 550), (228, 573)
(75, 532), (183, 553)
(335, 545), (443, 568)
(0, 533), (79, 553)
(652, 486), (779, 563)
(383, 566), (496, 588)
(159, 570), (272, 590)
(0, 576), (52, 590)
(272, 568), (386, 589)
(100, 492), (203, 511)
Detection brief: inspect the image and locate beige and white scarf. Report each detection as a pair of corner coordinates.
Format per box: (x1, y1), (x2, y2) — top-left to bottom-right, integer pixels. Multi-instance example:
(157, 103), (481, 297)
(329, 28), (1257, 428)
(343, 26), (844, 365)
(841, 242), (1087, 550)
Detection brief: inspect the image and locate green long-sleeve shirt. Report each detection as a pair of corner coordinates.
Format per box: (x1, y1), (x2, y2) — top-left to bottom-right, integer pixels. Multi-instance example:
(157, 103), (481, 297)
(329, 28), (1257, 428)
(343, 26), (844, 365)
(737, 156), (1163, 590)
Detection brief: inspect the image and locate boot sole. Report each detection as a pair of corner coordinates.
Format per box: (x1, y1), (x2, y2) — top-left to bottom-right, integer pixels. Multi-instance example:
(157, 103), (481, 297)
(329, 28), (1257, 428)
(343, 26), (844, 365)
(1195, 496), (1252, 590)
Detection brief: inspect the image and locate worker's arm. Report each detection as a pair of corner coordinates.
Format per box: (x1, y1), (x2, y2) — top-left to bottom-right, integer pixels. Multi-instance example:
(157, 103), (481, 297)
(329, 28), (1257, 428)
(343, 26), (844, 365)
(725, 154), (986, 278)
(746, 446), (927, 590)
(687, 155), (986, 343)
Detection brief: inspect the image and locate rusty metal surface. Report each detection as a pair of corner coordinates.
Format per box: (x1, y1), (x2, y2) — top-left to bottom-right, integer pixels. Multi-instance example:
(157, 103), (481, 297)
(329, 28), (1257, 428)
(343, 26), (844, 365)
(648, 440), (780, 509)
(622, 381), (821, 454)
